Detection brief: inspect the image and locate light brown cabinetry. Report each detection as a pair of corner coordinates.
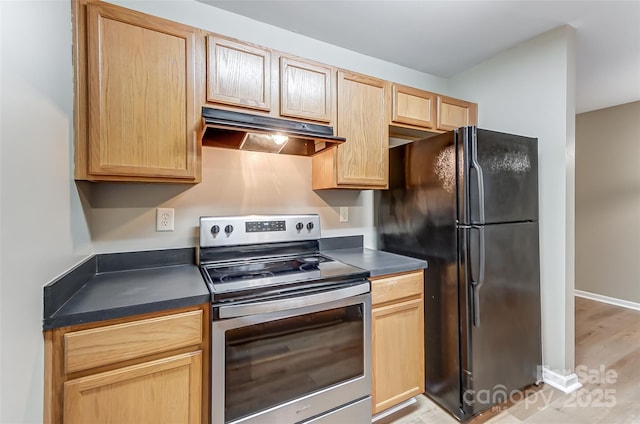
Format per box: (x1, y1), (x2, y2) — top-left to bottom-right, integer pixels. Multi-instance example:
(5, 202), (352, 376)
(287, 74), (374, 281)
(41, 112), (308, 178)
(391, 84), (478, 133)
(437, 95), (478, 131)
(280, 56), (333, 123)
(64, 352), (202, 424)
(206, 36), (335, 125)
(73, 1), (202, 183)
(312, 71), (389, 189)
(391, 84), (436, 130)
(44, 305), (209, 424)
(73, 2), (478, 186)
(371, 270), (425, 415)
(207, 35), (272, 112)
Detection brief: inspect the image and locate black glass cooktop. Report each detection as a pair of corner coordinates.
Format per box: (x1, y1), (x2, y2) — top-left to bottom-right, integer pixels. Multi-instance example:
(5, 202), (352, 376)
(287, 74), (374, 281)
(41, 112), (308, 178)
(205, 254), (329, 283)
(201, 253), (368, 300)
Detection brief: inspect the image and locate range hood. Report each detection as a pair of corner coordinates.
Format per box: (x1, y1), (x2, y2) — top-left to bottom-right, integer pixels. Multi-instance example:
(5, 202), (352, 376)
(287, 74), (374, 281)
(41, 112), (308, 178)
(201, 107), (345, 156)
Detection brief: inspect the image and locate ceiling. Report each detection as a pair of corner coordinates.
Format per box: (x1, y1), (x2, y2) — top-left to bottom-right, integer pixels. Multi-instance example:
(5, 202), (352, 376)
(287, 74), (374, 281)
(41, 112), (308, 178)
(199, 0), (640, 114)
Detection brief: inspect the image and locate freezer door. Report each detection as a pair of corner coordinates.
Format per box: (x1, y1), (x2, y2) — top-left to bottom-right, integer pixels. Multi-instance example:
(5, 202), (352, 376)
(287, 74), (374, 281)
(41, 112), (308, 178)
(460, 127), (539, 225)
(460, 221), (542, 417)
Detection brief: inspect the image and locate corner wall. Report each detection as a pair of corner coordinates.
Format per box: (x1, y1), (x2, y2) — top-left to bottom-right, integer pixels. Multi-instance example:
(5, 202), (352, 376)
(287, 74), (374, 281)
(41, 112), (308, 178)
(447, 26), (577, 378)
(0, 1), (93, 422)
(575, 101), (640, 304)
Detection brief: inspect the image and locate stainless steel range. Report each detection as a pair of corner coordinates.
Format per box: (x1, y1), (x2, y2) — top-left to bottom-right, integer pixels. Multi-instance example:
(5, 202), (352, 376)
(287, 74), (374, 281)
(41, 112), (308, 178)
(198, 214), (372, 424)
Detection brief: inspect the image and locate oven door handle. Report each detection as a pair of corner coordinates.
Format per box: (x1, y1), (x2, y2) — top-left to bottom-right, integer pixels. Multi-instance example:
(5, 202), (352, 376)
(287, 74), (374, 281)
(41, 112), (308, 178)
(217, 282), (370, 319)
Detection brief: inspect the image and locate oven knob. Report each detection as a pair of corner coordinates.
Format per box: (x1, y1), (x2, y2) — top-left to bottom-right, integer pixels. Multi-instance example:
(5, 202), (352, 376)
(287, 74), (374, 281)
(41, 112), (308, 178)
(306, 222), (314, 231)
(224, 225), (234, 234)
(295, 222), (304, 231)
(210, 225), (220, 235)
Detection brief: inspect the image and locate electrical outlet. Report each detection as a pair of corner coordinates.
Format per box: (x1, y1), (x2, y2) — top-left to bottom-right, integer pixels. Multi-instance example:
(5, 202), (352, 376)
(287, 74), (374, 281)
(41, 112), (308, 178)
(156, 208), (174, 231)
(339, 207), (349, 223)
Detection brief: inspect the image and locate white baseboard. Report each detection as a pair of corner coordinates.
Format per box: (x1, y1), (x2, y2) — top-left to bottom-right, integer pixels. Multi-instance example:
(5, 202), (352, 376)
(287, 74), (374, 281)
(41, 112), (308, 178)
(575, 290), (640, 312)
(371, 398), (416, 422)
(542, 367), (582, 393)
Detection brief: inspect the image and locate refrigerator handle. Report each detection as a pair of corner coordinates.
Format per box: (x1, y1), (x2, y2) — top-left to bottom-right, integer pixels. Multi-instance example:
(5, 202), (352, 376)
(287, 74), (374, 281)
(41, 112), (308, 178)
(470, 130), (486, 223)
(471, 225), (486, 327)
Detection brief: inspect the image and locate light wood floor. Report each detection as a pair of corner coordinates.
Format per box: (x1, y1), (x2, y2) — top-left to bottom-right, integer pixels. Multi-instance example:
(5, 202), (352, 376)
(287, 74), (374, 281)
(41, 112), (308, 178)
(382, 297), (640, 424)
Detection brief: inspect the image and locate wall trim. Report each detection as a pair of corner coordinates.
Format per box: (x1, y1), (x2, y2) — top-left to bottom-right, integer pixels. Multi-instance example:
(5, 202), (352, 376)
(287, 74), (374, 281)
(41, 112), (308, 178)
(542, 367), (581, 393)
(575, 289), (640, 312)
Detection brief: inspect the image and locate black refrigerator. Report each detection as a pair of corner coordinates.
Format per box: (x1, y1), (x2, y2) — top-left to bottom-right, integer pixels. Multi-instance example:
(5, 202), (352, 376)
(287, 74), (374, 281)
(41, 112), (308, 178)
(376, 127), (542, 420)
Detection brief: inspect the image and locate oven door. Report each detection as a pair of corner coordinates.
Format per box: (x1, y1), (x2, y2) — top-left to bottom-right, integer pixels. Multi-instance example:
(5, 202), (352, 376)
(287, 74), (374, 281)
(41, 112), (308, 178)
(211, 285), (371, 424)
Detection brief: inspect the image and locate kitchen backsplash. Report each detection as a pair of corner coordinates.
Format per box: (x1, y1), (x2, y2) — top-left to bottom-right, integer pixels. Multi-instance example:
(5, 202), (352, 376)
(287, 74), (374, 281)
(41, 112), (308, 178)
(89, 148), (376, 253)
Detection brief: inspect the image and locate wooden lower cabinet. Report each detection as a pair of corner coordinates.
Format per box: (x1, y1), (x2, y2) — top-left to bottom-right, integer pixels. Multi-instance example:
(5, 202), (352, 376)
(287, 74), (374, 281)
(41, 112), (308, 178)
(64, 352), (202, 424)
(371, 270), (425, 415)
(44, 304), (209, 424)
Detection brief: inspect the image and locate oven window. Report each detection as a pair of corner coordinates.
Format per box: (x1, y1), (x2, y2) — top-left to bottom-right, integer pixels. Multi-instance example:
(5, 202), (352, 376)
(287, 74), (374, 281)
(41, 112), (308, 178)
(224, 304), (364, 422)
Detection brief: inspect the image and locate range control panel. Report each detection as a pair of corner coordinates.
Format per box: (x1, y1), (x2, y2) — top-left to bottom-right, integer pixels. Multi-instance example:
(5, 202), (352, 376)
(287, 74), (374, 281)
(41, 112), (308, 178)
(199, 214), (321, 247)
(246, 220), (286, 233)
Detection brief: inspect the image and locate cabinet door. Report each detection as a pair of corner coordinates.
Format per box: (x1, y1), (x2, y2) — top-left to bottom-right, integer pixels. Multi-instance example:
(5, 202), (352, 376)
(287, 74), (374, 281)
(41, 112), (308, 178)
(392, 84), (436, 129)
(85, 2), (199, 181)
(207, 36), (271, 112)
(372, 297), (424, 414)
(280, 56), (333, 123)
(64, 351), (202, 424)
(436, 95), (478, 131)
(336, 71), (389, 187)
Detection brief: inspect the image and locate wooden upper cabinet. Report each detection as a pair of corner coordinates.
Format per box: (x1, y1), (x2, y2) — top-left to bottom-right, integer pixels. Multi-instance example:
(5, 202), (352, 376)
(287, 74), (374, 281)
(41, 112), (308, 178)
(312, 71), (389, 189)
(336, 71), (389, 187)
(436, 95), (478, 131)
(391, 84), (436, 129)
(280, 56), (333, 123)
(207, 35), (271, 112)
(74, 1), (201, 182)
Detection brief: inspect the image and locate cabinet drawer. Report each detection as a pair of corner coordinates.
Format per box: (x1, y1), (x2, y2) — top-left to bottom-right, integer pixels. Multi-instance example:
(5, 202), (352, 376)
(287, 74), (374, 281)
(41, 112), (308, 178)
(371, 271), (424, 306)
(64, 310), (203, 374)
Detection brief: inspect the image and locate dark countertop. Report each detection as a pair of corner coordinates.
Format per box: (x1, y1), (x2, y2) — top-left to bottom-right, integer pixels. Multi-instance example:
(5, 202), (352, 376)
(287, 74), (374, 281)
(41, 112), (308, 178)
(43, 248), (210, 329)
(322, 244), (427, 277)
(43, 239), (426, 330)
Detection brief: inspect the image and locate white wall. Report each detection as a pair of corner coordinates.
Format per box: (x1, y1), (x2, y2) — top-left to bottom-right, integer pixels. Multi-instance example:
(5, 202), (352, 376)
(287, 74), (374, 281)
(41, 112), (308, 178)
(575, 101), (640, 303)
(448, 26), (577, 376)
(0, 1), (93, 422)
